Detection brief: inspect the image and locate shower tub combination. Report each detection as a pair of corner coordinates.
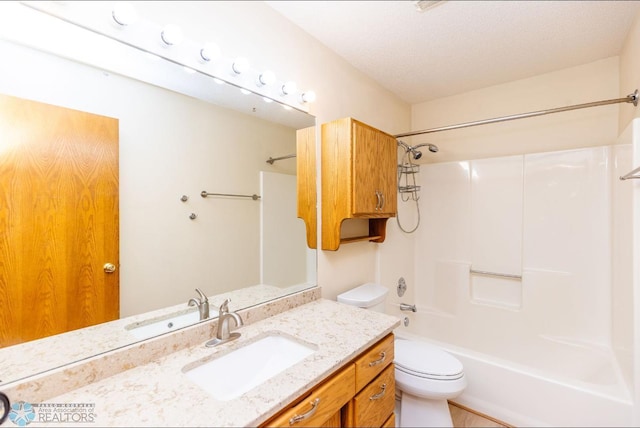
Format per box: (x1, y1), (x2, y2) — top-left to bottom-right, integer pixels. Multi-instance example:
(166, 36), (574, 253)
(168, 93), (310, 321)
(394, 121), (640, 427)
(398, 319), (632, 427)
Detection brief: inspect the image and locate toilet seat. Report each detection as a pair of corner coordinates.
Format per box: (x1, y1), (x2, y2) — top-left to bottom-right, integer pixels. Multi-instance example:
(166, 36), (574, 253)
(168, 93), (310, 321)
(395, 339), (463, 380)
(394, 339), (467, 401)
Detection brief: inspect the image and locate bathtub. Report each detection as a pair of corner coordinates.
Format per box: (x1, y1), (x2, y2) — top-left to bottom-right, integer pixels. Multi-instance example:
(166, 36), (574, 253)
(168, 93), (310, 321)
(396, 322), (634, 427)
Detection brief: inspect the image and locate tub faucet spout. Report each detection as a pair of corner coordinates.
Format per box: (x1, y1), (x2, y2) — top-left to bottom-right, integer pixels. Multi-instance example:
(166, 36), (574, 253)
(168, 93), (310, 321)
(400, 303), (417, 312)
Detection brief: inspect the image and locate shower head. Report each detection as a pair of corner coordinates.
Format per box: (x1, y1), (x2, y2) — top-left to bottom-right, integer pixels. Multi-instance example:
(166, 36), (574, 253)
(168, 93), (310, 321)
(409, 143), (439, 160)
(397, 140), (438, 160)
(413, 143), (439, 153)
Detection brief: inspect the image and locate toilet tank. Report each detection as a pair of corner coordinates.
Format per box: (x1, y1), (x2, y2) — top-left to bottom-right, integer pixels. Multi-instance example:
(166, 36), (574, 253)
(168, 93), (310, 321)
(337, 282), (388, 313)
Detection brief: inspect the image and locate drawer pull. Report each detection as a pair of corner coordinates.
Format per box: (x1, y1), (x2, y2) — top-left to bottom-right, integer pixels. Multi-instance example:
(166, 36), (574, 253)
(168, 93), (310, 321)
(369, 383), (387, 401)
(368, 351), (386, 367)
(289, 398), (320, 425)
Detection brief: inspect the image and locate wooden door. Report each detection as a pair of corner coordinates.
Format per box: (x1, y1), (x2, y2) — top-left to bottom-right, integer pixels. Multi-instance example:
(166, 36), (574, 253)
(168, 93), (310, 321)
(0, 94), (119, 347)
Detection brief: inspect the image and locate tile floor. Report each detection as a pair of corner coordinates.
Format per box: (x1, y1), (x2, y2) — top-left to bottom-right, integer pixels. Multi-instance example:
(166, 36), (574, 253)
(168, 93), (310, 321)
(448, 402), (511, 428)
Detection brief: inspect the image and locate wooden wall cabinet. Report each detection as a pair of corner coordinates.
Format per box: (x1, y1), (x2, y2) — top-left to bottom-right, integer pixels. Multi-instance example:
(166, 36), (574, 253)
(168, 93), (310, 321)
(296, 126), (317, 249)
(321, 117), (397, 250)
(261, 334), (395, 428)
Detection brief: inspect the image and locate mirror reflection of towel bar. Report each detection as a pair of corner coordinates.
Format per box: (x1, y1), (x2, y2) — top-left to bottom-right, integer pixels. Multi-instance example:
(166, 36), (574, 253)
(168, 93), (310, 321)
(201, 191), (261, 200)
(620, 165), (640, 181)
(470, 268), (522, 280)
(266, 153), (296, 165)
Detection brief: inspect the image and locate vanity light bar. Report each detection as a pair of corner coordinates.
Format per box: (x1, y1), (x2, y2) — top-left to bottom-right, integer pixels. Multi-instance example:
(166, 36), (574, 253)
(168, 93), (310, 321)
(22, 2), (316, 111)
(47, 2), (316, 113)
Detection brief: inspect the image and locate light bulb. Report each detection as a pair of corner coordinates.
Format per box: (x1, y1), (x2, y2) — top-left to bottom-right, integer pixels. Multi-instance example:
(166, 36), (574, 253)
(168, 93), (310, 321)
(200, 42), (221, 62)
(300, 90), (317, 103)
(183, 66), (196, 74)
(232, 57), (250, 74)
(240, 88), (251, 95)
(263, 97), (273, 103)
(257, 70), (276, 87)
(213, 78), (225, 85)
(281, 81), (297, 96)
(112, 2), (138, 26)
(161, 24), (184, 46)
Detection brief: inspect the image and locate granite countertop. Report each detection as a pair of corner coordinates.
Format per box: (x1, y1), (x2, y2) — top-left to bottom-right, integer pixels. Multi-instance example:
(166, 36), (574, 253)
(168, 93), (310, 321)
(27, 299), (400, 427)
(0, 283), (312, 386)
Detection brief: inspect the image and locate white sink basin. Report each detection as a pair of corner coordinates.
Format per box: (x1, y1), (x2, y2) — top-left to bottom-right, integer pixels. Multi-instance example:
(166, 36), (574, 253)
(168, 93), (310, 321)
(125, 310), (202, 340)
(183, 333), (317, 401)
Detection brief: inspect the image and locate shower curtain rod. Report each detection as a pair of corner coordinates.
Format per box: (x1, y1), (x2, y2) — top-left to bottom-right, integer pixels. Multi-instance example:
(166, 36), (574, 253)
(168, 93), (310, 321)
(394, 89), (638, 139)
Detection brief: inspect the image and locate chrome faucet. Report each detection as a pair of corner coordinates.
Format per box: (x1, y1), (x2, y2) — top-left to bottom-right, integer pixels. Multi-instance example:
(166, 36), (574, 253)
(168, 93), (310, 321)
(206, 298), (243, 347)
(400, 303), (417, 312)
(188, 288), (209, 320)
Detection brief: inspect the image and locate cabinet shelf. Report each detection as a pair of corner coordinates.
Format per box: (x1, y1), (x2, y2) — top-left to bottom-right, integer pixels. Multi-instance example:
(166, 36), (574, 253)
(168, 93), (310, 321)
(340, 235), (383, 244)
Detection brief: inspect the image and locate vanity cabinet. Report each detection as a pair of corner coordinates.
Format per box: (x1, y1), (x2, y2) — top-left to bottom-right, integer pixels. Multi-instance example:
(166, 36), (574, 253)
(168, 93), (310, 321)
(321, 117), (397, 250)
(261, 334), (395, 428)
(344, 333), (395, 427)
(264, 364), (355, 427)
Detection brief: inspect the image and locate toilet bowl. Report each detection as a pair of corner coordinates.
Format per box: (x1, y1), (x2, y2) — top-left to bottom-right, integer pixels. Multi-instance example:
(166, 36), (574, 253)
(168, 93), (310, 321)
(337, 283), (467, 428)
(394, 338), (467, 427)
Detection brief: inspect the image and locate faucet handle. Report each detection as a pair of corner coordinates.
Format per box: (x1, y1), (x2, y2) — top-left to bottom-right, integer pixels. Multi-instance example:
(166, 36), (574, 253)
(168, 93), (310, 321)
(219, 298), (231, 315)
(194, 288), (208, 302)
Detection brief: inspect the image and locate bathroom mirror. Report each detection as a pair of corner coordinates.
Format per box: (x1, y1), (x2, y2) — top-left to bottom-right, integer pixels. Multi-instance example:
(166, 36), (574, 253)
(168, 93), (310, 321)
(0, 2), (316, 384)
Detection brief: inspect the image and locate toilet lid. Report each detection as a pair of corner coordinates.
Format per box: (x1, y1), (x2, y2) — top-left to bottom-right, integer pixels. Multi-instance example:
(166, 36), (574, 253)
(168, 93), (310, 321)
(395, 340), (464, 380)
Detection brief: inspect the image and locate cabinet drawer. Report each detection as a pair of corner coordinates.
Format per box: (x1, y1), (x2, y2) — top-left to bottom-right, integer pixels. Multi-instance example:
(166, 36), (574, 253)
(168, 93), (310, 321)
(354, 333), (394, 391)
(352, 363), (395, 428)
(265, 364), (355, 427)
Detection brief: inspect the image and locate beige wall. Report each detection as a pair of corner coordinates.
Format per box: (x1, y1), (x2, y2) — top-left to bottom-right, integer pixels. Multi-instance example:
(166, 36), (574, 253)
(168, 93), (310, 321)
(620, 10), (640, 131)
(409, 57), (620, 163)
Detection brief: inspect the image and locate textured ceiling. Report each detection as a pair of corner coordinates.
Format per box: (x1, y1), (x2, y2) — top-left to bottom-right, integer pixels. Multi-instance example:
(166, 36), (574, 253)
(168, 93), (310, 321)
(265, 0), (640, 104)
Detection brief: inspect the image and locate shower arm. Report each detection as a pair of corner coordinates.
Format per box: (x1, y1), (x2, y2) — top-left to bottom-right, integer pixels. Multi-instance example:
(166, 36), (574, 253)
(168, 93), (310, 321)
(397, 140), (411, 151)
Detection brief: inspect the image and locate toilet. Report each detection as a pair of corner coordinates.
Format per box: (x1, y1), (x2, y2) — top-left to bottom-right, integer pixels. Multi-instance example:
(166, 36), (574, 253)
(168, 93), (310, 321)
(337, 283), (467, 428)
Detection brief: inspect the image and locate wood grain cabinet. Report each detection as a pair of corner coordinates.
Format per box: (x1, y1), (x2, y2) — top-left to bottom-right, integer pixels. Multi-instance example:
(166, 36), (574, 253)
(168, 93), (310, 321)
(344, 333), (395, 427)
(264, 364), (355, 427)
(261, 334), (395, 428)
(321, 117), (397, 250)
(296, 125), (317, 249)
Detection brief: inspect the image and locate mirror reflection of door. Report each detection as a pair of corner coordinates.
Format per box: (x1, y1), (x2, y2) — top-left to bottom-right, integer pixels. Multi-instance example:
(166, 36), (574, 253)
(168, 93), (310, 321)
(0, 93), (119, 347)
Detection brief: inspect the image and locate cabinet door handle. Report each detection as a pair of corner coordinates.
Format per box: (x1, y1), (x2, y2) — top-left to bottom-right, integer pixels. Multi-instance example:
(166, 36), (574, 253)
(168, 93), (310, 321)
(369, 383), (387, 401)
(380, 192), (385, 210)
(368, 351), (386, 367)
(375, 191), (381, 211)
(289, 398), (320, 425)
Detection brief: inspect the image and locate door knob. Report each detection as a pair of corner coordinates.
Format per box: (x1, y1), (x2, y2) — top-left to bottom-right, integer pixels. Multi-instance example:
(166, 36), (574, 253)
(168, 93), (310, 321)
(103, 263), (117, 274)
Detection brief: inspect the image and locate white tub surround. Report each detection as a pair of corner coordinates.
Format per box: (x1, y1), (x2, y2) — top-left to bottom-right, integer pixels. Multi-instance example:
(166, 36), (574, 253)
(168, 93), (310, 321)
(400, 137), (639, 427)
(2, 299), (400, 427)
